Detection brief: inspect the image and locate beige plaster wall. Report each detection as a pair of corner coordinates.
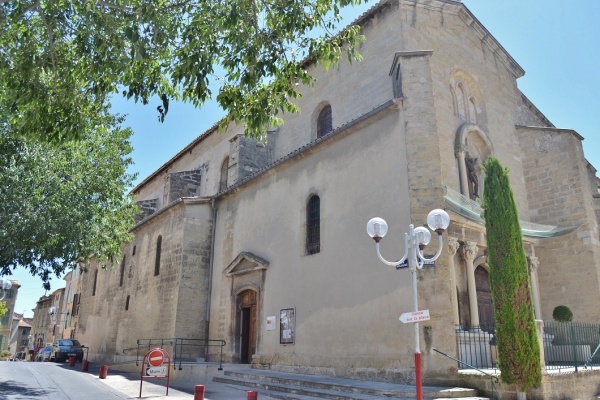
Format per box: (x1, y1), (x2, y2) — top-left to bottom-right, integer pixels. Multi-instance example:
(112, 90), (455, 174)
(208, 91), (458, 380)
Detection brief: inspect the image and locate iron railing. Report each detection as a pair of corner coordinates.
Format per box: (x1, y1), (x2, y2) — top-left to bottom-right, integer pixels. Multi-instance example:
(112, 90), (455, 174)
(434, 348), (498, 400)
(455, 326), (498, 371)
(123, 337), (226, 370)
(454, 322), (600, 373)
(543, 321), (600, 372)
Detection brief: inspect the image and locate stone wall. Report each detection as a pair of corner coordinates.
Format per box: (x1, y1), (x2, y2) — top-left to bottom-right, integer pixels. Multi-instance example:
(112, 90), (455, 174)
(77, 200), (213, 362)
(518, 127), (600, 322)
(452, 370), (600, 400)
(135, 198), (159, 223)
(163, 170), (202, 205)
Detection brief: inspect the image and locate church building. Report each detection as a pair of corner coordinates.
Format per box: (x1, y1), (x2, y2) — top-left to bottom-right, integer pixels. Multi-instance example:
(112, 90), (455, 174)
(76, 0), (600, 391)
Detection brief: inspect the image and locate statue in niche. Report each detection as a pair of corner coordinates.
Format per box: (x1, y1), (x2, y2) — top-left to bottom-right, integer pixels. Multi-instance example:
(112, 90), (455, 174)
(465, 152), (479, 200)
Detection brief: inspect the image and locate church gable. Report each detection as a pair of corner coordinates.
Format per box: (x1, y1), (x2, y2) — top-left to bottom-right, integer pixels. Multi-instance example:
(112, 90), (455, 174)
(225, 252), (269, 277)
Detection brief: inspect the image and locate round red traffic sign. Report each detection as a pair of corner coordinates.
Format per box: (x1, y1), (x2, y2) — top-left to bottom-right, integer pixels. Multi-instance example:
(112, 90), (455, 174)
(148, 349), (164, 367)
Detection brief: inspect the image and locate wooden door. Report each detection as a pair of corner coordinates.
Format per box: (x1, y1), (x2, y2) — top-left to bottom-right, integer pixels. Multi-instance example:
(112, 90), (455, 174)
(239, 290), (257, 364)
(475, 266), (495, 331)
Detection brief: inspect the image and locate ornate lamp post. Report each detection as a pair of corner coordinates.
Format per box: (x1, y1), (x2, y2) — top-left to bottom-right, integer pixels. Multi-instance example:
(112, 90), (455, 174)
(366, 209), (450, 400)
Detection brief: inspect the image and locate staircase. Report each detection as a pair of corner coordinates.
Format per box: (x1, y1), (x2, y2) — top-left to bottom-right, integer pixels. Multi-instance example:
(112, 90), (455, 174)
(213, 368), (489, 399)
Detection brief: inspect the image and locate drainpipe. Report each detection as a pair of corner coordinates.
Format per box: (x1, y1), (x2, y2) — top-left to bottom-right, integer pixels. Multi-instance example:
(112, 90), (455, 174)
(205, 198), (217, 344)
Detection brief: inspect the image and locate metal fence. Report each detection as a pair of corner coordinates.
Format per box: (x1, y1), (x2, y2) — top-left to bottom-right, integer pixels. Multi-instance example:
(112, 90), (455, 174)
(123, 337), (226, 370)
(543, 321), (600, 372)
(454, 326), (498, 371)
(454, 322), (600, 373)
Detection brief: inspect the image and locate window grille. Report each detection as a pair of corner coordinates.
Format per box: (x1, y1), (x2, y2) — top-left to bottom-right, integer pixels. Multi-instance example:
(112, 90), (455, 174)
(306, 195), (321, 255)
(317, 105), (332, 138)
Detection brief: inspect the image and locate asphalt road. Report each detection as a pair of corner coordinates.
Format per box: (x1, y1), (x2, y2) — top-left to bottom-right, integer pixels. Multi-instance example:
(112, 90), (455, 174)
(0, 360), (130, 399)
(0, 360), (260, 399)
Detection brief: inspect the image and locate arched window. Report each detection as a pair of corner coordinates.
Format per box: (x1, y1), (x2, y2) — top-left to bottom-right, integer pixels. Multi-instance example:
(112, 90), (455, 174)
(468, 97), (477, 123)
(154, 235), (162, 276)
(125, 295), (130, 311)
(456, 83), (466, 120)
(316, 105), (332, 138)
(220, 157), (229, 192)
(306, 195), (320, 255)
(132, 245), (136, 256)
(119, 255), (126, 286)
(92, 270), (98, 296)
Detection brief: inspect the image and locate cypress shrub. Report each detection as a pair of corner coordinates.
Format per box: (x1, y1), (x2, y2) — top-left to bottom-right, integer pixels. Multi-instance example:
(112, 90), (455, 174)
(483, 157), (541, 390)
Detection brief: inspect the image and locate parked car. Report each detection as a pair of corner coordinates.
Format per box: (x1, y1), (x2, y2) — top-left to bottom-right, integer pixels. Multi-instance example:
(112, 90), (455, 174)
(36, 345), (52, 362)
(51, 339), (84, 362)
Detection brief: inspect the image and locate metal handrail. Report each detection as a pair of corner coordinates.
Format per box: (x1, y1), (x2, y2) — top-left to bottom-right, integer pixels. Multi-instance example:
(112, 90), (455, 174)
(433, 348), (498, 400)
(174, 338), (226, 371)
(123, 337), (226, 369)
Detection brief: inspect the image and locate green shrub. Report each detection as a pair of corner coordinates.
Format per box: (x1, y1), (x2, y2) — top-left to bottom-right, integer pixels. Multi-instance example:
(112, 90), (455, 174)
(552, 305), (573, 322)
(483, 157), (541, 391)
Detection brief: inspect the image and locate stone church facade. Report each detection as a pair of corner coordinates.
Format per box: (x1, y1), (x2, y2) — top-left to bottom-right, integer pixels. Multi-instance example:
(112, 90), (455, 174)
(77, 0), (600, 389)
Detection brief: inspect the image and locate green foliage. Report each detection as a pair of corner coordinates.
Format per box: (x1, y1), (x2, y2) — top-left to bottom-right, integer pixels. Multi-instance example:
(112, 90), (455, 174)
(0, 301), (7, 319)
(552, 305), (573, 323)
(0, 111), (138, 289)
(0, 0), (367, 142)
(483, 157), (541, 391)
(1, 350), (10, 358)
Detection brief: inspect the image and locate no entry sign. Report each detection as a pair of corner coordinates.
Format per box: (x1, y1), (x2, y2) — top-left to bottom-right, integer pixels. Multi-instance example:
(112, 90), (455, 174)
(140, 348), (171, 397)
(148, 349), (164, 367)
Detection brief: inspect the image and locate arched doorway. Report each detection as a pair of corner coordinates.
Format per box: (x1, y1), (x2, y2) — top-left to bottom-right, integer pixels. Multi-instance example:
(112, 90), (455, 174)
(238, 290), (257, 364)
(475, 266), (495, 331)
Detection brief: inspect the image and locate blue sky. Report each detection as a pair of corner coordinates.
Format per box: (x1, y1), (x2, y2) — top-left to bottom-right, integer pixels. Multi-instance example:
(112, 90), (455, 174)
(10, 0), (599, 318)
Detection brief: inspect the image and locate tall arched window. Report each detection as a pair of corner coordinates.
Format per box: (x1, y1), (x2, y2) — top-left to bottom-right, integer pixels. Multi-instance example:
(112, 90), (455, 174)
(154, 235), (162, 276)
(468, 97), (477, 124)
(317, 105), (332, 138)
(306, 195), (320, 255)
(456, 83), (467, 120)
(220, 157), (229, 192)
(119, 255), (126, 286)
(92, 270), (98, 296)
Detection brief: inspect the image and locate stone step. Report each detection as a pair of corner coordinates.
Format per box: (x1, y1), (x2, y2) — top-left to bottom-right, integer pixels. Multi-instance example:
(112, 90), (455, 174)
(213, 368), (488, 400)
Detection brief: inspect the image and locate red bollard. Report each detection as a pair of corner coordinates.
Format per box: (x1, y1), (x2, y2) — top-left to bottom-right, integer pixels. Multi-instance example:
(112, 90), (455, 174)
(194, 385), (205, 400)
(247, 390), (258, 400)
(69, 356), (76, 367)
(99, 365), (108, 379)
(82, 360), (89, 372)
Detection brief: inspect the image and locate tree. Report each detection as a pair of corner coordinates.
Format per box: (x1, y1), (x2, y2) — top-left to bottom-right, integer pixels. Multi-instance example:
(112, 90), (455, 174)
(483, 157), (541, 393)
(0, 0), (366, 143)
(0, 111), (138, 289)
(0, 301), (6, 319)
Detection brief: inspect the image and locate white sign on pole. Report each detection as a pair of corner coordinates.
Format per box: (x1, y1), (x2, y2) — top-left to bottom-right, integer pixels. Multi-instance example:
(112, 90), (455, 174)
(399, 309), (430, 323)
(146, 365), (168, 377)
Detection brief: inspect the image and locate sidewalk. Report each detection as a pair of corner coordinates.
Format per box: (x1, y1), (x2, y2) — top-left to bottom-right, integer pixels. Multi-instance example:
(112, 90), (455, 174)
(82, 362), (261, 399)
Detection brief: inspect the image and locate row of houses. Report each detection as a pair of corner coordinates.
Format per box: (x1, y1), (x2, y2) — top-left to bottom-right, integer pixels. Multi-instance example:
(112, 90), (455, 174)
(0, 268), (82, 359)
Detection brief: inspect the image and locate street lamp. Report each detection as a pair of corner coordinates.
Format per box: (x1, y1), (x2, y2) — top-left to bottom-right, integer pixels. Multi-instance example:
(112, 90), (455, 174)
(0, 277), (12, 300)
(366, 209), (450, 400)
